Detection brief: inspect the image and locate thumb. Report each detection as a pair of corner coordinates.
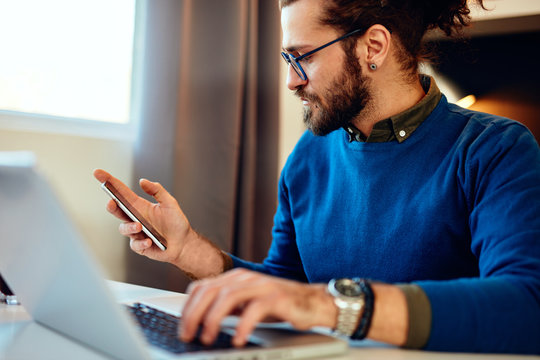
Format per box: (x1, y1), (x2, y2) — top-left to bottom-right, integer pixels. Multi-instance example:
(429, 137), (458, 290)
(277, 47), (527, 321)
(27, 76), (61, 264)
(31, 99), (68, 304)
(139, 179), (175, 205)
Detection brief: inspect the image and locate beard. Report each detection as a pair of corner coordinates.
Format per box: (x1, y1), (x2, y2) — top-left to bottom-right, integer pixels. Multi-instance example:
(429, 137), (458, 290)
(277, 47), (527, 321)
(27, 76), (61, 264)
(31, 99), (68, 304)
(296, 52), (372, 136)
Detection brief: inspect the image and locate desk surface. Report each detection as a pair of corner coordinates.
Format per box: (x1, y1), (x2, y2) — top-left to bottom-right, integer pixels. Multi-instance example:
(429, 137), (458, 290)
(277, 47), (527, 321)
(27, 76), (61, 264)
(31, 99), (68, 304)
(0, 281), (537, 360)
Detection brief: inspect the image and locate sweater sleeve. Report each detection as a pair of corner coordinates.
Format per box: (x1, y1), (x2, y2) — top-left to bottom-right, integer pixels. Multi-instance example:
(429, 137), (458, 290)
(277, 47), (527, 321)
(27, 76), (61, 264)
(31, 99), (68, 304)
(416, 120), (540, 354)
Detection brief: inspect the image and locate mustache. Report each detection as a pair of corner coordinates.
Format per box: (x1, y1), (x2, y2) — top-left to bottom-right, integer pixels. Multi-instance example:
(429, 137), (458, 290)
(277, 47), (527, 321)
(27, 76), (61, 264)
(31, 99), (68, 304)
(295, 88), (320, 103)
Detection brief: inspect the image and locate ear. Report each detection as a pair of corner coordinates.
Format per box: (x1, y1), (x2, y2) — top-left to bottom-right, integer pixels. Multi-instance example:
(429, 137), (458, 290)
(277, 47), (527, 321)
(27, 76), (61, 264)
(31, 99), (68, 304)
(356, 24), (391, 70)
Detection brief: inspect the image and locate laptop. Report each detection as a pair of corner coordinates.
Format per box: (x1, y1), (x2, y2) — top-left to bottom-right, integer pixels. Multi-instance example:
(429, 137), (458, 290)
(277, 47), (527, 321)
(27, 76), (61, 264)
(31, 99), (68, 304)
(0, 159), (347, 360)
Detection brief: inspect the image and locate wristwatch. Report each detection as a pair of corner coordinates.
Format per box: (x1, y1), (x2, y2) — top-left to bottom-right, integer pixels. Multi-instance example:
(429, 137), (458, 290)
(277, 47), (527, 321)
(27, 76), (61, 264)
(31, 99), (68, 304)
(327, 278), (366, 337)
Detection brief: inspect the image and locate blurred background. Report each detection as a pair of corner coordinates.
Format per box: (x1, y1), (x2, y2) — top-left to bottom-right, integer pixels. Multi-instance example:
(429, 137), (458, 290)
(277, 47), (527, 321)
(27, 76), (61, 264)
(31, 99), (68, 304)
(0, 0), (538, 292)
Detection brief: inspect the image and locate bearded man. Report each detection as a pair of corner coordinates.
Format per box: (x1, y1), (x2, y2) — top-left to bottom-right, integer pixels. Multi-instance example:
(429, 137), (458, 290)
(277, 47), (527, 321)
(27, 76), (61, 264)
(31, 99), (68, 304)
(95, 0), (540, 354)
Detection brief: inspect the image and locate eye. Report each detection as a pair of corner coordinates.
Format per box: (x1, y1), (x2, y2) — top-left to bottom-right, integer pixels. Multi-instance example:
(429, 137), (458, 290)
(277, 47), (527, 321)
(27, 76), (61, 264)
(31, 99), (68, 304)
(289, 51), (301, 59)
(299, 54), (314, 64)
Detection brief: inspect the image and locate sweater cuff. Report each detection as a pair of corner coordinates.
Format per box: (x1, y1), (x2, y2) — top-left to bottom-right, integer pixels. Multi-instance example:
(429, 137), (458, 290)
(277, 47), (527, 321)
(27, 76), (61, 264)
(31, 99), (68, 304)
(396, 284), (432, 349)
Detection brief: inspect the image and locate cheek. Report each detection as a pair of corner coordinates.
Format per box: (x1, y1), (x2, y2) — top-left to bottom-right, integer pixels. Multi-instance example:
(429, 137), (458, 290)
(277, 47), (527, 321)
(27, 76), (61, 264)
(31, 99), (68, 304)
(308, 55), (344, 87)
(307, 62), (332, 85)
(309, 71), (341, 106)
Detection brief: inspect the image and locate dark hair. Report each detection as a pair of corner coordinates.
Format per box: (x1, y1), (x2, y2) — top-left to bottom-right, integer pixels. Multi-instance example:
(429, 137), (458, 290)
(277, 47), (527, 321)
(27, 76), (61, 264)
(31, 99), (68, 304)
(279, 0), (486, 75)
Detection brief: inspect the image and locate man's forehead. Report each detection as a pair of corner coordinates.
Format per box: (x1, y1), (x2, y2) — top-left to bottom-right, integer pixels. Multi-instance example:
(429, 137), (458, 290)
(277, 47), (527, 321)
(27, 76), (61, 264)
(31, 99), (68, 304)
(281, 0), (336, 51)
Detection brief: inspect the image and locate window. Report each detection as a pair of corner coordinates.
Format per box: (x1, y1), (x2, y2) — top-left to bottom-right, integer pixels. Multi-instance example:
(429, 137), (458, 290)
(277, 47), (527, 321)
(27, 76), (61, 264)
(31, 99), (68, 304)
(0, 0), (139, 138)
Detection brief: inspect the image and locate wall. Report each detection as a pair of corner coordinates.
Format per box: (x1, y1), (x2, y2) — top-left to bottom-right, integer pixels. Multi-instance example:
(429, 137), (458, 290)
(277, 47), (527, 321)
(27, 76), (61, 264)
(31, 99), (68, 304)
(0, 128), (133, 281)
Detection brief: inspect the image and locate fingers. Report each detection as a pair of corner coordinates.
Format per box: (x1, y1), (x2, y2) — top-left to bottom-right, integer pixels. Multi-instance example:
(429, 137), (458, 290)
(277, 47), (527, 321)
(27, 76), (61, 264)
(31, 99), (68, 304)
(118, 221), (142, 237)
(178, 271), (330, 347)
(180, 270), (297, 347)
(109, 201), (158, 255)
(233, 298), (275, 346)
(180, 270), (256, 343)
(179, 280), (222, 343)
(117, 222), (154, 254)
(139, 178), (178, 207)
(129, 238), (154, 253)
(94, 168), (142, 208)
(107, 199), (151, 252)
(199, 280), (269, 346)
(106, 199), (132, 222)
(93, 168), (112, 183)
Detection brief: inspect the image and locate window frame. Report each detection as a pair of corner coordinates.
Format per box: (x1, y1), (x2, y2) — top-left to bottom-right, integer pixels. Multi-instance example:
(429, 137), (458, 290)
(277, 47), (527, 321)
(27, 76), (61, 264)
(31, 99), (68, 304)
(0, 0), (145, 141)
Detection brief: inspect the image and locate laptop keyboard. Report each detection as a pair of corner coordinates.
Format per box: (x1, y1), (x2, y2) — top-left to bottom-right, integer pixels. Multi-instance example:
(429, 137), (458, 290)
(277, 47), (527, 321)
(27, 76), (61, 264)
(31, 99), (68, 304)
(125, 302), (259, 354)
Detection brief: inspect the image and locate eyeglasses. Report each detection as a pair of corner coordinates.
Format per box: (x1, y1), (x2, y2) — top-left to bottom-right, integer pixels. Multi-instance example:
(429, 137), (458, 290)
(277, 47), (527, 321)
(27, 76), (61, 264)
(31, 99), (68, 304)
(281, 29), (364, 81)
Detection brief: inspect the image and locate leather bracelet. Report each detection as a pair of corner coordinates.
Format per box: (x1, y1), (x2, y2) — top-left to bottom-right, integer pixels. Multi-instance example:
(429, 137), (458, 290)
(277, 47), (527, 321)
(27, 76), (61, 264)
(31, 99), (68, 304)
(351, 279), (374, 340)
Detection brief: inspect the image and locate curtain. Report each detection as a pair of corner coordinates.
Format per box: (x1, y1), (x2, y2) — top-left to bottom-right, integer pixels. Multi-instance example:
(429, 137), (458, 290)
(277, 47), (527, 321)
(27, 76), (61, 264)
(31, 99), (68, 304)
(128, 0), (281, 292)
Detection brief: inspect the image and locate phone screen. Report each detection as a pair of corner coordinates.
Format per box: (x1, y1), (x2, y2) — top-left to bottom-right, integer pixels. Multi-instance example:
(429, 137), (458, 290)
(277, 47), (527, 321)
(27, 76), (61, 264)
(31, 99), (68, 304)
(101, 181), (167, 251)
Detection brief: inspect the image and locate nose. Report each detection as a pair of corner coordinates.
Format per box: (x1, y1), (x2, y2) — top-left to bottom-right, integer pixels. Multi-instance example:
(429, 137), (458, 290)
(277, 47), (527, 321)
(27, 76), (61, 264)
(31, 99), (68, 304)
(286, 64), (308, 91)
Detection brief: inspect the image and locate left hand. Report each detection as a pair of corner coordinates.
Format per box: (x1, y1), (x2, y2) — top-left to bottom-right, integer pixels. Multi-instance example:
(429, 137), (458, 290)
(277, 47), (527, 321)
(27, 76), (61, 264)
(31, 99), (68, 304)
(179, 268), (337, 347)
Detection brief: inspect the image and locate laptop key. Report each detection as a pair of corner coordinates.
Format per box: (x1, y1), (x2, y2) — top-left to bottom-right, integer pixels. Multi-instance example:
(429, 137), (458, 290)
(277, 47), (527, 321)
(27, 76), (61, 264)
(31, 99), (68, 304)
(125, 303), (259, 354)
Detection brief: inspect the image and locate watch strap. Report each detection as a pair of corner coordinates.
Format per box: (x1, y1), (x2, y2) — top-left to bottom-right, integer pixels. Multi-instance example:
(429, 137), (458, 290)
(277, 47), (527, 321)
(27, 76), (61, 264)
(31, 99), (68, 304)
(351, 279), (374, 340)
(334, 296), (363, 336)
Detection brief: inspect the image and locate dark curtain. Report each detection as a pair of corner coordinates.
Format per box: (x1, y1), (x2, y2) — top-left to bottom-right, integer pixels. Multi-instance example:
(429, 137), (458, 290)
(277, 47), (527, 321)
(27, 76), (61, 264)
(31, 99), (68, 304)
(128, 0), (281, 292)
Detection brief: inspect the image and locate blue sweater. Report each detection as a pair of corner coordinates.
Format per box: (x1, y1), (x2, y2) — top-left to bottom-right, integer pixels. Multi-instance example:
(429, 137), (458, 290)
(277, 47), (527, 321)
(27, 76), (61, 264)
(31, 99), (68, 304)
(231, 96), (540, 354)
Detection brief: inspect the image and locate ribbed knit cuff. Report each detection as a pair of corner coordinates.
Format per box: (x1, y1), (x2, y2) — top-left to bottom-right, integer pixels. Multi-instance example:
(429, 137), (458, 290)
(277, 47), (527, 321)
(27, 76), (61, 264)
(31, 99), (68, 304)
(396, 284), (432, 349)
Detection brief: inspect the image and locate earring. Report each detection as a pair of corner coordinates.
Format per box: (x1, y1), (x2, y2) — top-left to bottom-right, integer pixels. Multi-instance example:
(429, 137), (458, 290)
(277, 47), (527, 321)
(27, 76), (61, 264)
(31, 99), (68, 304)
(369, 63), (377, 71)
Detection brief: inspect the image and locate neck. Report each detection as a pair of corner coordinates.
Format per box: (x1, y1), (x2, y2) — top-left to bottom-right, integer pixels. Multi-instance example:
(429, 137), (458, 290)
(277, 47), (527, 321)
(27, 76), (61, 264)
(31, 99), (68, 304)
(352, 73), (425, 137)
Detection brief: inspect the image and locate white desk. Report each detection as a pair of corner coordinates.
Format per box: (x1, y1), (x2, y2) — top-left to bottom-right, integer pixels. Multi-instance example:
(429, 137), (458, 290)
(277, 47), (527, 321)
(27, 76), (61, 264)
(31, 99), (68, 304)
(0, 281), (537, 360)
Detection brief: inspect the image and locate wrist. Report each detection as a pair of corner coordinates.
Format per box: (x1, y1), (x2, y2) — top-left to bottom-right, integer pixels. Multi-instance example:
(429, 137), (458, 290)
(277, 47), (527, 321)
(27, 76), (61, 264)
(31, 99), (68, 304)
(175, 228), (227, 279)
(220, 251), (234, 272)
(368, 283), (408, 346)
(173, 227), (199, 269)
(312, 284), (339, 329)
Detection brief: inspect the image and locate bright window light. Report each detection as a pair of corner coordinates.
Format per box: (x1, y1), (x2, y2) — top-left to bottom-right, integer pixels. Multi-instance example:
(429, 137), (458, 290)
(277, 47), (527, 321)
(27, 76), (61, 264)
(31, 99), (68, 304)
(0, 0), (136, 124)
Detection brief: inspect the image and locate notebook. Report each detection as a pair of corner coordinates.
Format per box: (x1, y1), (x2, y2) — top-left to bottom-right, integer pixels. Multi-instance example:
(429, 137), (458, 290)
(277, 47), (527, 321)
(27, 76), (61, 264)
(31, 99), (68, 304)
(0, 160), (347, 360)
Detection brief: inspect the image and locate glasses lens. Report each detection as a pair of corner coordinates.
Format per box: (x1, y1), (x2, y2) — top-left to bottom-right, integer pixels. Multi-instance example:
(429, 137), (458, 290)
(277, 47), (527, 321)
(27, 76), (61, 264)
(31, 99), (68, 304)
(281, 52), (306, 81)
(291, 61), (306, 80)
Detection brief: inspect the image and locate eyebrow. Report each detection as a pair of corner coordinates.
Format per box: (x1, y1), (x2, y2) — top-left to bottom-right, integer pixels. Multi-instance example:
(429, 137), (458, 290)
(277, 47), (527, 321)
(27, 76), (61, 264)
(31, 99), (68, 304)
(281, 45), (310, 53)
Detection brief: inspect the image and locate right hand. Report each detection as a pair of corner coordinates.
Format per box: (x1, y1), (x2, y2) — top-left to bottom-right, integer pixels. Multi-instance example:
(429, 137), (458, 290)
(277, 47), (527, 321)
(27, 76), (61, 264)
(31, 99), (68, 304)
(93, 169), (194, 267)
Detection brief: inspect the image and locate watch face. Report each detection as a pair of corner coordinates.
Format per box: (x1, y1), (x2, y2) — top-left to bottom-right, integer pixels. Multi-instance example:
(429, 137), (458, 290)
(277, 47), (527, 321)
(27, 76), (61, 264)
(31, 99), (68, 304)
(335, 278), (362, 297)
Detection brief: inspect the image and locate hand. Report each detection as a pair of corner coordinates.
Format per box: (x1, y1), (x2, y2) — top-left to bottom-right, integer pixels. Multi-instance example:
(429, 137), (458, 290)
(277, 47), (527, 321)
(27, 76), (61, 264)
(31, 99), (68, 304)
(93, 169), (193, 267)
(179, 268), (337, 347)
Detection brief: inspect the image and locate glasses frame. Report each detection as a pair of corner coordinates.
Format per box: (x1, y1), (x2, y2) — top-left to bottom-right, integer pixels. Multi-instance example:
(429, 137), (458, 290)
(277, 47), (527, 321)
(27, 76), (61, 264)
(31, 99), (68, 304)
(281, 28), (364, 81)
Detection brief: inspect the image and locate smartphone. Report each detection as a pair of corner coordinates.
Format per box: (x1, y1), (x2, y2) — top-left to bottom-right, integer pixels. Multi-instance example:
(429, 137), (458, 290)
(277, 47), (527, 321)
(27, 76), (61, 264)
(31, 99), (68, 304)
(101, 181), (167, 251)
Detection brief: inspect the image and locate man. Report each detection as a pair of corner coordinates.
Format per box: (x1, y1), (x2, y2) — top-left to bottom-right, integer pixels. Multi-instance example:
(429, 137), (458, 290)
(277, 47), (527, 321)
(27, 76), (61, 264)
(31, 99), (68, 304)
(94, 0), (540, 354)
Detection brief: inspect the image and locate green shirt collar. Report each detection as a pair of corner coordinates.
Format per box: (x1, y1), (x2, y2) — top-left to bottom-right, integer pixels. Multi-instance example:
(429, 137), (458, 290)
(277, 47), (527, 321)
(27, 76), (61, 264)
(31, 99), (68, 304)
(344, 75), (442, 143)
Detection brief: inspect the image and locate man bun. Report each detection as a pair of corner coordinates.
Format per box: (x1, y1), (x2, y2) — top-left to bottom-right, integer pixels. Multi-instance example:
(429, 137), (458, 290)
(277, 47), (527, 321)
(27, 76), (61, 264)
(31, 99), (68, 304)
(315, 0), (486, 73)
(403, 0), (484, 36)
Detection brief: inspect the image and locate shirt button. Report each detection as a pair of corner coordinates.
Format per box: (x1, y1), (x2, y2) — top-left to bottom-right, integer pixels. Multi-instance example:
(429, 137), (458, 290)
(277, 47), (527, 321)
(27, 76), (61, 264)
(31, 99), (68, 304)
(399, 130), (406, 137)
